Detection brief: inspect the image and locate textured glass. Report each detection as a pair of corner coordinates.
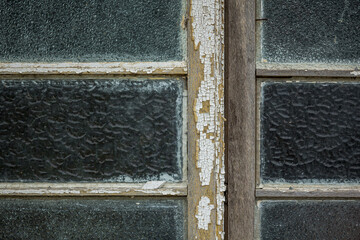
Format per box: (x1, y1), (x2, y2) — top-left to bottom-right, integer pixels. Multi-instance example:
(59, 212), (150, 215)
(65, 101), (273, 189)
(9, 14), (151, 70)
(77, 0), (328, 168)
(259, 200), (360, 240)
(0, 0), (185, 62)
(0, 79), (183, 182)
(260, 82), (360, 183)
(260, 0), (360, 64)
(0, 198), (186, 240)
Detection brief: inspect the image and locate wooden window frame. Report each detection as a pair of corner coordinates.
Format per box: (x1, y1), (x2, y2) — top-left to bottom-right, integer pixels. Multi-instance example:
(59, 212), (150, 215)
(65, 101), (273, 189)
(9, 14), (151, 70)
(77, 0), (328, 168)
(0, 0), (226, 239)
(227, 0), (360, 239)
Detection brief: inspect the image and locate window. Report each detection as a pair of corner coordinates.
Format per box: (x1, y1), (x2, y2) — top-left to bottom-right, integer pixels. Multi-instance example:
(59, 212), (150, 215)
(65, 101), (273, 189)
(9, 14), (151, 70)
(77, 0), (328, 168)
(0, 0), (225, 239)
(228, 0), (360, 239)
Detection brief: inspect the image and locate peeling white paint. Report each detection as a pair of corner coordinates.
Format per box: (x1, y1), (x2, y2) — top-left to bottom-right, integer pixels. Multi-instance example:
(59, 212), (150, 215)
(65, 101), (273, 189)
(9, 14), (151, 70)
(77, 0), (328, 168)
(350, 71), (360, 76)
(0, 182), (186, 196)
(191, 0), (225, 238)
(135, 189), (181, 196)
(0, 189), (81, 194)
(142, 181), (166, 190)
(0, 62), (187, 75)
(195, 196), (214, 230)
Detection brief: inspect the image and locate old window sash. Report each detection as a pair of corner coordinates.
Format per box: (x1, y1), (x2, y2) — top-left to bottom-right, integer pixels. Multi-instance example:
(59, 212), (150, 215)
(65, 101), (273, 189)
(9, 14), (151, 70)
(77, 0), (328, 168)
(228, 0), (360, 239)
(0, 0), (226, 239)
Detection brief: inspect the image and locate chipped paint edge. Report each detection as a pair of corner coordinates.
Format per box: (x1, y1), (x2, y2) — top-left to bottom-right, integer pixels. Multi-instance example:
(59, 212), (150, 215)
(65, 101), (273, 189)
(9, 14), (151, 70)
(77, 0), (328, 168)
(195, 196), (215, 230)
(0, 61), (187, 75)
(190, 0), (225, 238)
(0, 182), (187, 196)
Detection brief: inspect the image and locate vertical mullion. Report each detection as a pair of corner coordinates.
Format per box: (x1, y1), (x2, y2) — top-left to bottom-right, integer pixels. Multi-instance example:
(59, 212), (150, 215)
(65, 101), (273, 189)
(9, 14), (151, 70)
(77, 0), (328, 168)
(227, 0), (256, 239)
(187, 0), (225, 239)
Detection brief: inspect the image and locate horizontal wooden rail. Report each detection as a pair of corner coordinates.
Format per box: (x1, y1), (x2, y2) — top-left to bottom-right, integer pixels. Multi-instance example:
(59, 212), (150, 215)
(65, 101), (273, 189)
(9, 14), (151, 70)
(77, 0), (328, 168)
(0, 61), (187, 75)
(256, 185), (360, 198)
(0, 182), (187, 197)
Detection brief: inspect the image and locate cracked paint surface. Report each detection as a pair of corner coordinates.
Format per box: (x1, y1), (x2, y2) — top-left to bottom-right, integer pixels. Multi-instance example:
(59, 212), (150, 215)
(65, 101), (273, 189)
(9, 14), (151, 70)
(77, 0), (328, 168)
(191, 0), (225, 238)
(195, 196), (214, 230)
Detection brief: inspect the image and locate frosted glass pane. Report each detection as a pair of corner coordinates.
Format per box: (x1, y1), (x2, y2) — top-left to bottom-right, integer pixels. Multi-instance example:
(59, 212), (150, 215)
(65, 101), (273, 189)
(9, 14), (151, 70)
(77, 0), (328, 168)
(260, 0), (360, 64)
(0, 78), (184, 182)
(0, 0), (185, 62)
(261, 82), (360, 183)
(0, 199), (186, 240)
(259, 200), (360, 240)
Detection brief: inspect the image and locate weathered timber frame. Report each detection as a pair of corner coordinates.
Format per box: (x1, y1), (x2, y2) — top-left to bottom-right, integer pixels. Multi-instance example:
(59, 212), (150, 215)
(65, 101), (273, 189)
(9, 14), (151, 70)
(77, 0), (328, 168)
(227, 0), (360, 239)
(226, 0), (256, 239)
(187, 0), (225, 239)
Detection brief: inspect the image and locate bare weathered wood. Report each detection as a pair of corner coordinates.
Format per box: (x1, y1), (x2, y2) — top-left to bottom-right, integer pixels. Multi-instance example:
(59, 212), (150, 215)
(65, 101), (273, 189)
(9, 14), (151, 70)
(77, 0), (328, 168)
(226, 0), (256, 239)
(0, 182), (187, 197)
(257, 69), (360, 78)
(256, 63), (360, 78)
(0, 62), (187, 75)
(187, 0), (225, 239)
(256, 186), (360, 199)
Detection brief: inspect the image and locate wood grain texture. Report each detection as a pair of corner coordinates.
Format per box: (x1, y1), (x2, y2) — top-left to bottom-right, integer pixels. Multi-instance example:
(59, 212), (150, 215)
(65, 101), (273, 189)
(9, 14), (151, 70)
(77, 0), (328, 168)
(226, 0), (256, 239)
(257, 69), (360, 78)
(256, 186), (360, 199)
(187, 0), (225, 239)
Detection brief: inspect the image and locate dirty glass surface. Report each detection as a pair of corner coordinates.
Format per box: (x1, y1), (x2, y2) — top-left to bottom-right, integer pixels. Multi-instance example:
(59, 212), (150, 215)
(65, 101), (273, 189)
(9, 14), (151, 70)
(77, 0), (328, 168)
(0, 0), (185, 62)
(260, 0), (360, 64)
(260, 82), (360, 183)
(0, 78), (183, 182)
(259, 200), (360, 240)
(0, 198), (186, 240)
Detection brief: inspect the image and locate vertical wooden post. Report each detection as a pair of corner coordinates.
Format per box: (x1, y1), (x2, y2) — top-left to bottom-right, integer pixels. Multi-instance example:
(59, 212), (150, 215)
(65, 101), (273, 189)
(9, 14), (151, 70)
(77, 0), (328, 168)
(226, 0), (256, 239)
(187, 0), (225, 239)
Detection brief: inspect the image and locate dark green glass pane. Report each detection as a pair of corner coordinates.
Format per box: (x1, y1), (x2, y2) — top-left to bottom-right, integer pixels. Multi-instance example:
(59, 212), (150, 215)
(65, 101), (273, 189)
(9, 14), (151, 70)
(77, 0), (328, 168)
(0, 198), (186, 240)
(259, 200), (360, 240)
(260, 82), (360, 183)
(0, 0), (185, 62)
(261, 0), (360, 64)
(0, 78), (183, 182)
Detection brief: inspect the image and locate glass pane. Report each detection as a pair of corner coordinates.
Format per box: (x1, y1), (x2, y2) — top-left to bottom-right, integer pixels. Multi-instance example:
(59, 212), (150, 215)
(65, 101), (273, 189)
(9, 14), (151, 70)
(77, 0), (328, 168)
(259, 200), (360, 240)
(260, 81), (360, 183)
(0, 0), (185, 62)
(260, 0), (360, 64)
(0, 198), (186, 240)
(0, 78), (184, 182)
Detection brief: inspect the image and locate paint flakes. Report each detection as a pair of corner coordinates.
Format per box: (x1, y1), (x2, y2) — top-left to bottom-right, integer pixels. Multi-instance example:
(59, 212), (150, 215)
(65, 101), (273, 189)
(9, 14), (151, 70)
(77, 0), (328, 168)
(195, 196), (214, 230)
(350, 71), (360, 76)
(142, 181), (166, 190)
(191, 0), (225, 238)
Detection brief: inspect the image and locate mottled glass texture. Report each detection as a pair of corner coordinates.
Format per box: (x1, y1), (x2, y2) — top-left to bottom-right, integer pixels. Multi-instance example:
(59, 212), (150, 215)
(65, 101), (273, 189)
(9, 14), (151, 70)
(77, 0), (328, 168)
(0, 198), (186, 240)
(259, 200), (360, 240)
(260, 0), (360, 63)
(0, 79), (184, 182)
(260, 82), (360, 183)
(0, 0), (185, 62)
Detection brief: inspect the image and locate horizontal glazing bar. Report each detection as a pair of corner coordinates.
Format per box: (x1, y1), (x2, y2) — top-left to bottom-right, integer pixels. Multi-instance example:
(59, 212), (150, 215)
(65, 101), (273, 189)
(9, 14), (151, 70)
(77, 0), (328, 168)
(0, 182), (187, 196)
(256, 63), (360, 77)
(0, 62), (187, 75)
(256, 185), (360, 198)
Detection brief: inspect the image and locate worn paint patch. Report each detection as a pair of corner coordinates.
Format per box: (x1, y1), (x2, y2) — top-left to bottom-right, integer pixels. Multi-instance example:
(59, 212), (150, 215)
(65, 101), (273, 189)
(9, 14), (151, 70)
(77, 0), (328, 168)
(0, 62), (187, 75)
(350, 71), (360, 76)
(191, 0), (225, 238)
(142, 181), (166, 190)
(195, 196), (214, 230)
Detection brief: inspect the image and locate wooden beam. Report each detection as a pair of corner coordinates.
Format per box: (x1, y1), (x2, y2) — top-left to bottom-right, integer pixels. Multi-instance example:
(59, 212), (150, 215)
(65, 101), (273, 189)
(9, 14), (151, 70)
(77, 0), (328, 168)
(226, 0), (256, 239)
